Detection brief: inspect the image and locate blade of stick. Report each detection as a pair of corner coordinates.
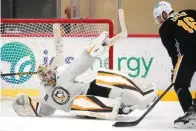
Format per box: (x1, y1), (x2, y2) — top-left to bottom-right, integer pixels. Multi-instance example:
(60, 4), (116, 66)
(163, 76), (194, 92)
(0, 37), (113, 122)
(107, 9), (127, 47)
(118, 9), (127, 37)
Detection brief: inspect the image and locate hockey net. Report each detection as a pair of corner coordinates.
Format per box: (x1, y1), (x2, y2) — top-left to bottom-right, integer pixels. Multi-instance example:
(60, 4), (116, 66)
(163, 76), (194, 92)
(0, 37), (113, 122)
(0, 19), (114, 100)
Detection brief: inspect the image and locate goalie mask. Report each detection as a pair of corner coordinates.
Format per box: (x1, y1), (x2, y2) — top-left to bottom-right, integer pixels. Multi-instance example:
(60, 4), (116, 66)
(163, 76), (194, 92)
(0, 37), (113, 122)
(37, 64), (56, 87)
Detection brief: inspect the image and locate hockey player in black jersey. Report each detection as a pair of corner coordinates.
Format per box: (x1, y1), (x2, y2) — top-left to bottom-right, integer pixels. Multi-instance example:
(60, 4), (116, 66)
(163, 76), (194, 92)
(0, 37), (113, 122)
(153, 1), (196, 128)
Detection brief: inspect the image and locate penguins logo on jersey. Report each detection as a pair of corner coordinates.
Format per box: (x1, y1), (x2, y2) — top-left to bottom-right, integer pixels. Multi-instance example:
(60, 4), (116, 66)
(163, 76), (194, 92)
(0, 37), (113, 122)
(52, 86), (70, 105)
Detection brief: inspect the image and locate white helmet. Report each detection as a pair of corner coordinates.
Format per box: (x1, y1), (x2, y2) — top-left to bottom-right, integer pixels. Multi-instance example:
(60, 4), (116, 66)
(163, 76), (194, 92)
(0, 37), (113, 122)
(153, 1), (173, 24)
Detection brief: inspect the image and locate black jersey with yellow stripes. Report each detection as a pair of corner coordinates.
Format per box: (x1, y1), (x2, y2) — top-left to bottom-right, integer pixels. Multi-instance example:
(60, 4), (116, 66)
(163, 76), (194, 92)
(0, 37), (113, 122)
(159, 10), (196, 66)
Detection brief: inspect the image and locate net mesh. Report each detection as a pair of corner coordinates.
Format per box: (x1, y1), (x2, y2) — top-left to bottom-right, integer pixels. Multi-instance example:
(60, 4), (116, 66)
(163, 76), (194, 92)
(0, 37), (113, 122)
(1, 20), (112, 37)
(0, 19), (114, 100)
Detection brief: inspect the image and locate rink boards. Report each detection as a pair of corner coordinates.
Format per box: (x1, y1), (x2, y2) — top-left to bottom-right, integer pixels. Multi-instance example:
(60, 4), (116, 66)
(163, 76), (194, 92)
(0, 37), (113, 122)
(1, 36), (196, 100)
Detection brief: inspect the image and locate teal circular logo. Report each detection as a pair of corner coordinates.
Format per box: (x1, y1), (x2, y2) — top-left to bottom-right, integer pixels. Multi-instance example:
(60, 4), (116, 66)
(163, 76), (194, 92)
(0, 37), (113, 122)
(1, 42), (36, 84)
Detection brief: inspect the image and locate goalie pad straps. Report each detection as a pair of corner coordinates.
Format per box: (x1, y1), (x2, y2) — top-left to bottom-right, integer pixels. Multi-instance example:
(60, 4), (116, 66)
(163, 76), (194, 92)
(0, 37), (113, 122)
(70, 95), (121, 120)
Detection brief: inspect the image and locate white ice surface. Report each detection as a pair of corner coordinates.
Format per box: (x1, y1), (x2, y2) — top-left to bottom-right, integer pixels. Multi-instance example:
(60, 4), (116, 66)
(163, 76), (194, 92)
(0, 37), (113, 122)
(0, 101), (195, 131)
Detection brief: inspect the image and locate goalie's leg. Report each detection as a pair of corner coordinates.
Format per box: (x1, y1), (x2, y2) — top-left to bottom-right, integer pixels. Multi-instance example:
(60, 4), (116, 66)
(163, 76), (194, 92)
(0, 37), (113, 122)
(86, 69), (158, 114)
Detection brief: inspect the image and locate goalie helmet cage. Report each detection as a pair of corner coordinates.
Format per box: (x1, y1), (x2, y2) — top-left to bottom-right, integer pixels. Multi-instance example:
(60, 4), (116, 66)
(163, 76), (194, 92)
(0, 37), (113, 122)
(0, 18), (114, 100)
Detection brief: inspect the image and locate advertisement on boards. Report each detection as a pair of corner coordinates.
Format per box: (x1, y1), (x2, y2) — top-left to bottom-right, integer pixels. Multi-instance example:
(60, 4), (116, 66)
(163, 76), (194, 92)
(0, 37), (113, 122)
(1, 37), (196, 92)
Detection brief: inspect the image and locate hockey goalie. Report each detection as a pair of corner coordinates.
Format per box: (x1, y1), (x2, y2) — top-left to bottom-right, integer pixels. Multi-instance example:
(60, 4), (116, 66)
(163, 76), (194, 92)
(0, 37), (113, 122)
(13, 30), (157, 120)
(13, 9), (157, 120)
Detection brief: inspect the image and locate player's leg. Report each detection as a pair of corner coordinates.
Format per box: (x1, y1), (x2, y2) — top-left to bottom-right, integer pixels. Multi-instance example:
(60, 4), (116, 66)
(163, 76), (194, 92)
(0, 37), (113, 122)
(173, 56), (196, 128)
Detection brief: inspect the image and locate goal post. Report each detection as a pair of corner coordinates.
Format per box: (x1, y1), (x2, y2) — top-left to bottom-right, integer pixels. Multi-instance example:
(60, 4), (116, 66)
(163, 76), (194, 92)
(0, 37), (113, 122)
(0, 18), (114, 100)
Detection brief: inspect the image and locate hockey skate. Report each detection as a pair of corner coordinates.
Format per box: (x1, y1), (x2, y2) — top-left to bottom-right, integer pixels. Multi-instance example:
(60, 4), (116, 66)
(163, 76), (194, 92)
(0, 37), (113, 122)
(174, 104), (196, 128)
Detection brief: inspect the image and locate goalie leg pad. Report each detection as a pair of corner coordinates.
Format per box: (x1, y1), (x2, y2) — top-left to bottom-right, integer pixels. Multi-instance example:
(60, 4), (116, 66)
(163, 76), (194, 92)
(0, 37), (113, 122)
(95, 69), (158, 111)
(70, 95), (121, 120)
(13, 95), (39, 117)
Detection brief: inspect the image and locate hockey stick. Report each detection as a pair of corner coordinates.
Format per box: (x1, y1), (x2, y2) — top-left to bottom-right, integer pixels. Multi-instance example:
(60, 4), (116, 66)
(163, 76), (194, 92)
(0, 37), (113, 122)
(113, 83), (174, 127)
(107, 9), (127, 46)
(1, 72), (37, 76)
